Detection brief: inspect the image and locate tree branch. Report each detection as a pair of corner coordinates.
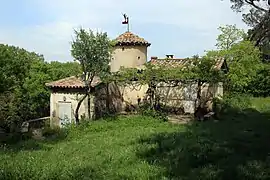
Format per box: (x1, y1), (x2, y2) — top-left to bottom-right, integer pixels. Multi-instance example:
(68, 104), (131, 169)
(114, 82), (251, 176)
(244, 0), (268, 12)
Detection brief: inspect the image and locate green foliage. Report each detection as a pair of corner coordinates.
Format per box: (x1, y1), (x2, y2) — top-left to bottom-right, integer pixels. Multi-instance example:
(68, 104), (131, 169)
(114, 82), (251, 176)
(0, 43), (82, 132)
(216, 24), (246, 50)
(226, 41), (262, 92)
(0, 44), (42, 93)
(110, 56), (225, 116)
(223, 93), (251, 110)
(111, 57), (223, 85)
(138, 103), (168, 122)
(207, 40), (262, 93)
(71, 28), (112, 122)
(71, 28), (111, 82)
(1, 105), (270, 179)
(47, 61), (82, 80)
(42, 126), (68, 140)
(248, 64), (270, 97)
(228, 0), (270, 60)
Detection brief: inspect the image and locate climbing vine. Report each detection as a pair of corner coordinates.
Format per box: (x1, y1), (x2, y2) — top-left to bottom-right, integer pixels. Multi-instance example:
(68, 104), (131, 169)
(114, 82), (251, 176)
(106, 56), (225, 112)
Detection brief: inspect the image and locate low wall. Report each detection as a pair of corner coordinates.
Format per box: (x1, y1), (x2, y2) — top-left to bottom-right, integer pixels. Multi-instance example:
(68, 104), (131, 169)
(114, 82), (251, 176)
(93, 81), (223, 117)
(21, 117), (50, 133)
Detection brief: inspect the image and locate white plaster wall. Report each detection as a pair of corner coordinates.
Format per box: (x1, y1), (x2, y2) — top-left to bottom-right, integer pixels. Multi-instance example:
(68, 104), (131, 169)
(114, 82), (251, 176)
(156, 82), (198, 113)
(120, 84), (149, 105)
(50, 92), (93, 127)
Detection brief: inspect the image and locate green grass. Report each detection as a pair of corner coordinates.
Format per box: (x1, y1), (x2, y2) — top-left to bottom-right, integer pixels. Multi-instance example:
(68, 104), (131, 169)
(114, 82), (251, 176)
(1, 97), (270, 179)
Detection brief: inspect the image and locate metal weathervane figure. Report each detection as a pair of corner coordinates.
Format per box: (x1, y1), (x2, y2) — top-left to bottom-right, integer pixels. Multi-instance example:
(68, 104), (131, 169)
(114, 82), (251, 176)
(122, 13), (130, 32)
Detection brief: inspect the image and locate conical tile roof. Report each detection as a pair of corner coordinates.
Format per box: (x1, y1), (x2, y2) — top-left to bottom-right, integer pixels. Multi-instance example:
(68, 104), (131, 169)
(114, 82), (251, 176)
(114, 31), (150, 46)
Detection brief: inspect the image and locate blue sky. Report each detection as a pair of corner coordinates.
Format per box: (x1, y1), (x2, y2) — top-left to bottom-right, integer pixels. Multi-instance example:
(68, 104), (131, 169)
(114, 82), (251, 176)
(0, 0), (247, 62)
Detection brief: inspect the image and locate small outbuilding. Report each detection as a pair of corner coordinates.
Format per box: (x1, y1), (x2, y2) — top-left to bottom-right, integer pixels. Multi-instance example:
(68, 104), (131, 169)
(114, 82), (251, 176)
(45, 76), (101, 127)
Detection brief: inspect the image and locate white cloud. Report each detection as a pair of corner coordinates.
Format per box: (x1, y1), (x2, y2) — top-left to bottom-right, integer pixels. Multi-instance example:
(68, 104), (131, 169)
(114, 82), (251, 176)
(0, 0), (248, 61)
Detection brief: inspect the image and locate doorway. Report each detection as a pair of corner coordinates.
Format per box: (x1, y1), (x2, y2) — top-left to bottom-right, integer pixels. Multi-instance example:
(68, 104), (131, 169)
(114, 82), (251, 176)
(58, 102), (72, 127)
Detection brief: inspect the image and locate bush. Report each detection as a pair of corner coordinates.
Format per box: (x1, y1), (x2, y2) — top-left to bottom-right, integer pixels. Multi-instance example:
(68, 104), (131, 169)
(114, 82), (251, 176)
(42, 126), (68, 140)
(248, 64), (270, 97)
(138, 103), (168, 121)
(213, 93), (252, 118)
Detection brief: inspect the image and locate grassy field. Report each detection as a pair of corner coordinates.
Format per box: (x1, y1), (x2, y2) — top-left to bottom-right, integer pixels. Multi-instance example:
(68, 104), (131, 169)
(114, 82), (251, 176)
(1, 97), (270, 179)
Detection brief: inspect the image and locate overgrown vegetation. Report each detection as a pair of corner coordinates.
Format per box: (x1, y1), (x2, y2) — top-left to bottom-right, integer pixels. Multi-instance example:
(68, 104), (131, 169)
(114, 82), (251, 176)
(1, 97), (270, 179)
(0, 1), (269, 177)
(228, 0), (270, 61)
(0, 44), (81, 133)
(71, 28), (112, 123)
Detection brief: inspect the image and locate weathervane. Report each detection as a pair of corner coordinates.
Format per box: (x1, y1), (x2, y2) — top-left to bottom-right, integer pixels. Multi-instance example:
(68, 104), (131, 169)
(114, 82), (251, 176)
(122, 13), (130, 32)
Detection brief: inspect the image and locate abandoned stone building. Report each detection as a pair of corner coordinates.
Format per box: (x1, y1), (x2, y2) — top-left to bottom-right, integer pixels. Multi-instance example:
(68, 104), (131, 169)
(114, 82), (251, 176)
(46, 31), (226, 127)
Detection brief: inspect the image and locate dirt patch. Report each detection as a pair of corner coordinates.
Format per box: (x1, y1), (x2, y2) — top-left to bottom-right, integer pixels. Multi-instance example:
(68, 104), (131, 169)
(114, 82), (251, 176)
(168, 114), (194, 124)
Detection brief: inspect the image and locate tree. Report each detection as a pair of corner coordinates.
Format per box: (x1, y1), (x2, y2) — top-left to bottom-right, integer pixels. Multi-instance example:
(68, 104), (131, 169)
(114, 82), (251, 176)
(228, 0), (270, 60)
(71, 28), (111, 123)
(207, 40), (262, 92)
(216, 24), (246, 50)
(21, 60), (82, 120)
(0, 44), (44, 132)
(47, 61), (82, 80)
(248, 64), (270, 96)
(111, 57), (223, 115)
(0, 43), (82, 133)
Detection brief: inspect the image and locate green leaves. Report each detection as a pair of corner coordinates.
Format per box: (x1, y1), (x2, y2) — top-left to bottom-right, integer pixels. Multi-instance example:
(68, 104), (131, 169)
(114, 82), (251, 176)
(111, 57), (224, 87)
(71, 28), (111, 82)
(71, 28), (112, 122)
(216, 24), (246, 50)
(207, 40), (262, 93)
(0, 43), (83, 131)
(228, 0), (270, 61)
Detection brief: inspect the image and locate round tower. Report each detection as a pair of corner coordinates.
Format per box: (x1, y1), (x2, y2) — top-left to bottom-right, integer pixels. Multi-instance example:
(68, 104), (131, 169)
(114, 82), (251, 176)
(110, 31), (151, 72)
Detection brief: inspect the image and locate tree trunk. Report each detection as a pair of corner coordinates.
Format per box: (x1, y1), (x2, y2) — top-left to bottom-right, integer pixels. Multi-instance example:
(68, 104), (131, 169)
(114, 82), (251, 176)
(195, 80), (203, 110)
(149, 81), (157, 110)
(105, 83), (110, 113)
(75, 94), (88, 124)
(87, 94), (91, 120)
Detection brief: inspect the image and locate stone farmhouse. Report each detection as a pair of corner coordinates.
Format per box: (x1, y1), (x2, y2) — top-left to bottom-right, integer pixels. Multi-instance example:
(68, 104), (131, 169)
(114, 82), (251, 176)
(46, 31), (227, 127)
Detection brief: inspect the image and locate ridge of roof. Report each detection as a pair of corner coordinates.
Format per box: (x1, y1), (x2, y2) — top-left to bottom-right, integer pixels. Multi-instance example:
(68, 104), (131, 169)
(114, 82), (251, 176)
(114, 31), (151, 47)
(45, 76), (101, 89)
(150, 57), (226, 70)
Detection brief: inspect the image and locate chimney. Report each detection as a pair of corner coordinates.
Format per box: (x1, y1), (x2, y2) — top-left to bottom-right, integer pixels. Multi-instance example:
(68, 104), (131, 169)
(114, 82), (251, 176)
(151, 56), (158, 60)
(166, 54), (174, 59)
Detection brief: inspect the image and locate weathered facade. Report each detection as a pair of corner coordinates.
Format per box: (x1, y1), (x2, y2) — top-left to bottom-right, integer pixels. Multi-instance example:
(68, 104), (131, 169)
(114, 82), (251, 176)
(46, 31), (227, 127)
(45, 76), (100, 127)
(110, 31), (150, 72)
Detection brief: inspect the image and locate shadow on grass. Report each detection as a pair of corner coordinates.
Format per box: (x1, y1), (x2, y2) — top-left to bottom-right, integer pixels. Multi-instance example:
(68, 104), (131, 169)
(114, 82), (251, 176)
(0, 164), (151, 180)
(0, 166), (102, 180)
(137, 107), (270, 179)
(0, 128), (69, 153)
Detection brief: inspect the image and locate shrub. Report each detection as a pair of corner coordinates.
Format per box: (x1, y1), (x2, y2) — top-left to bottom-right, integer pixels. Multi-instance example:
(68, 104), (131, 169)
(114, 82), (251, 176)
(138, 102), (168, 121)
(213, 93), (252, 118)
(248, 64), (270, 97)
(42, 126), (68, 140)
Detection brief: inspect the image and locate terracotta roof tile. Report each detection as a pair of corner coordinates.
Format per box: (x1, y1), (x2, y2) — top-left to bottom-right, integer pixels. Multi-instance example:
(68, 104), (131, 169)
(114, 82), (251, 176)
(114, 31), (150, 46)
(150, 57), (226, 70)
(45, 76), (101, 89)
(150, 58), (192, 68)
